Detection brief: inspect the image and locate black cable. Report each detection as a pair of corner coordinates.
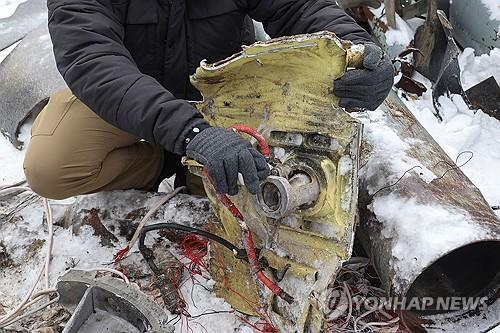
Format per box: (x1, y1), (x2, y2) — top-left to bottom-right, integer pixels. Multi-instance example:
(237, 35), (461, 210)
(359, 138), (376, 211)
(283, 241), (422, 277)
(189, 309), (234, 319)
(371, 166), (423, 197)
(138, 223), (248, 261)
(432, 151), (474, 181)
(372, 151), (474, 197)
(167, 314), (180, 325)
(137, 223), (252, 313)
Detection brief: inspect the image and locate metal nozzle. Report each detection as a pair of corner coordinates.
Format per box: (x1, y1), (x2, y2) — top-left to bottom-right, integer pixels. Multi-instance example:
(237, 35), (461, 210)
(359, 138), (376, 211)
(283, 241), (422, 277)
(257, 171), (320, 219)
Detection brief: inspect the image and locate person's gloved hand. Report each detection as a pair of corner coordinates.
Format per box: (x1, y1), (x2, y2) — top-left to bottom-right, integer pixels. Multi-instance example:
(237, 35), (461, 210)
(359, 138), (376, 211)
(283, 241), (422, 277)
(186, 127), (270, 195)
(334, 43), (394, 110)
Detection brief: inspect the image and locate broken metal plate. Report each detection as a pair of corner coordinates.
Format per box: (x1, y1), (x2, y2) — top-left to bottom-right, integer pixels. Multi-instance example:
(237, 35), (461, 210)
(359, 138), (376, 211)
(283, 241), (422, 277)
(431, 10), (471, 118)
(0, 23), (66, 148)
(56, 269), (173, 333)
(466, 76), (500, 120)
(188, 32), (363, 332)
(0, 0), (47, 52)
(414, 7), (470, 119)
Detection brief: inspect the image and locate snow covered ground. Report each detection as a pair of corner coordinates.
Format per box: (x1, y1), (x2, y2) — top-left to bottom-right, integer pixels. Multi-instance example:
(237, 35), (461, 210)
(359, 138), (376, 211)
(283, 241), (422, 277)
(0, 0), (26, 19)
(0, 1), (499, 332)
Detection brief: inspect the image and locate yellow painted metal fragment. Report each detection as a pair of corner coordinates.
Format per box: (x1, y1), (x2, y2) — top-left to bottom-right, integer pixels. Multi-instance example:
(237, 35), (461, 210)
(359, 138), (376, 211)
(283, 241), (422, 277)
(187, 31), (363, 332)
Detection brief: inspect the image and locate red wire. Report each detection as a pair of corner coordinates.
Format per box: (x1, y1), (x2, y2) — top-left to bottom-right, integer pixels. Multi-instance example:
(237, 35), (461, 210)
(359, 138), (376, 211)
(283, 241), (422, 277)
(113, 245), (129, 262)
(229, 124), (270, 157)
(215, 190), (293, 303)
(181, 234), (209, 275)
(202, 125), (293, 304)
(213, 240), (281, 333)
(165, 125), (288, 332)
(235, 314), (279, 333)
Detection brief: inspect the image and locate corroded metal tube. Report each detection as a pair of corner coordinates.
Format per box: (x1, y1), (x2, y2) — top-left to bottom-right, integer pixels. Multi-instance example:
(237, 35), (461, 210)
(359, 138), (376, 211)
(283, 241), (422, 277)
(357, 91), (500, 322)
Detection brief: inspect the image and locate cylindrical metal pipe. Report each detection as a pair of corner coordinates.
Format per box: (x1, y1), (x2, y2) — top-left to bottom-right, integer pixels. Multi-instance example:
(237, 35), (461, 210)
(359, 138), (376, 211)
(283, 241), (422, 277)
(257, 171), (320, 219)
(357, 91), (500, 314)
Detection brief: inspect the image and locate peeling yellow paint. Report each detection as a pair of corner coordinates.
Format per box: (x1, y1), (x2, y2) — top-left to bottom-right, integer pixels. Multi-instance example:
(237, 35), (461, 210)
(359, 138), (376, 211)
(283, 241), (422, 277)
(187, 31), (363, 332)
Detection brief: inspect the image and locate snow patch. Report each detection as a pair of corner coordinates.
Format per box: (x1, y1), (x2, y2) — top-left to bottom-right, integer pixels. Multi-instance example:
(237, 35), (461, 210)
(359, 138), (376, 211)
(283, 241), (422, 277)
(338, 156), (352, 176)
(459, 47), (500, 90)
(0, 122), (30, 186)
(355, 108), (436, 195)
(372, 194), (490, 290)
(401, 60), (500, 208)
(370, 6), (414, 47)
(0, 40), (19, 63)
(0, 0), (27, 19)
(481, 0), (500, 22)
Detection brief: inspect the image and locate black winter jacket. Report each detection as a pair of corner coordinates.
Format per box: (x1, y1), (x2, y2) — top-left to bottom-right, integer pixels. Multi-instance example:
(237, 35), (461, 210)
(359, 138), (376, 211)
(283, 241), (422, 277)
(47, 0), (372, 155)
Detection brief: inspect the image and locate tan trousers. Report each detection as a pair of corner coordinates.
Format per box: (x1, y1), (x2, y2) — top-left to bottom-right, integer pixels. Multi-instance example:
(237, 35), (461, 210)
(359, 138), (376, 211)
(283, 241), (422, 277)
(24, 89), (164, 200)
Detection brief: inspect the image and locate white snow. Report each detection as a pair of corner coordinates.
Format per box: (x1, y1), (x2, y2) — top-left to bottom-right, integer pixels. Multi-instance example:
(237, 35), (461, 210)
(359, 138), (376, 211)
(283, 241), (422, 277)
(481, 0), (500, 22)
(356, 107), (437, 195)
(370, 6), (415, 47)
(1, 0), (500, 331)
(0, 122), (30, 185)
(384, 14), (414, 48)
(459, 47), (500, 90)
(0, 0), (26, 19)
(372, 194), (489, 290)
(400, 58), (500, 209)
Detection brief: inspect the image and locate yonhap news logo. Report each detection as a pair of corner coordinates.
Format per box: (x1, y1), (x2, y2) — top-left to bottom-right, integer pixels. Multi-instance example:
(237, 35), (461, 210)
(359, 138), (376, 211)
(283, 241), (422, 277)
(325, 286), (488, 323)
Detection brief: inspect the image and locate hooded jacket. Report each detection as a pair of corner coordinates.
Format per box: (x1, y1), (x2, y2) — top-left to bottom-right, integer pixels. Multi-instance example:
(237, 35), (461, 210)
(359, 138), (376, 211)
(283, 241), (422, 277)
(47, 0), (372, 154)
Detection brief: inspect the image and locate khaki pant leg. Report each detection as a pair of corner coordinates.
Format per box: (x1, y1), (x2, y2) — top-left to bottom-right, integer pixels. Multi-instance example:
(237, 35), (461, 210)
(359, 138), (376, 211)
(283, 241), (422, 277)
(23, 88), (163, 199)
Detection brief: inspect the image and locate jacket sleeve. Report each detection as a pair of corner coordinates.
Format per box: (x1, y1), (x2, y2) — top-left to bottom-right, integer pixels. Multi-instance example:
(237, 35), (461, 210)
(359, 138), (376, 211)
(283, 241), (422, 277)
(47, 0), (206, 155)
(240, 0), (372, 44)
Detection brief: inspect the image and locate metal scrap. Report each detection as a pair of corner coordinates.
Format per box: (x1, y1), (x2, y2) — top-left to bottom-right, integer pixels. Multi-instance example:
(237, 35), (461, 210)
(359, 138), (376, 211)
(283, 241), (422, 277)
(56, 269), (174, 333)
(414, 2), (471, 119)
(393, 48), (427, 96)
(0, 0), (46, 52)
(465, 76), (500, 120)
(0, 24), (66, 148)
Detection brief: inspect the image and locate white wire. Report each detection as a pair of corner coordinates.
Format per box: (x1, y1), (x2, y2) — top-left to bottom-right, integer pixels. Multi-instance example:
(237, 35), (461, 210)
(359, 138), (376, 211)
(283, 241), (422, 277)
(0, 188), (56, 326)
(1, 186), (133, 327)
(78, 267), (130, 284)
(0, 263), (45, 325)
(362, 317), (400, 330)
(42, 198), (54, 290)
(341, 281), (353, 329)
(353, 308), (377, 333)
(117, 186), (186, 260)
(0, 295), (60, 329)
(30, 289), (57, 300)
(0, 186), (32, 195)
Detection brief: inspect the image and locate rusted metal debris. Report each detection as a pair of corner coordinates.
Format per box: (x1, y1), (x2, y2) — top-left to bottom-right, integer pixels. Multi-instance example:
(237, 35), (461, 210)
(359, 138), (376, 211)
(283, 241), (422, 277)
(0, 241), (14, 269)
(395, 74), (427, 96)
(358, 90), (500, 331)
(465, 76), (500, 120)
(413, 1), (471, 119)
(385, 0), (397, 28)
(143, 241), (185, 314)
(393, 48), (428, 96)
(80, 208), (119, 247)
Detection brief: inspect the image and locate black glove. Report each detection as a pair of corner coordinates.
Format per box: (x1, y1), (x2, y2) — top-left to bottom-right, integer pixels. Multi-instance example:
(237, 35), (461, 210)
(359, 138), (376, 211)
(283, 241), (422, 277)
(186, 127), (270, 195)
(334, 43), (394, 110)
